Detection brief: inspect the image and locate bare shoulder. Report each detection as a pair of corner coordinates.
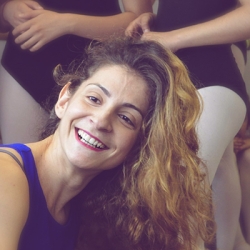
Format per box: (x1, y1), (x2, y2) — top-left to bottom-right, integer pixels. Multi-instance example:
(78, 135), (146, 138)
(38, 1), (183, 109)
(0, 146), (29, 205)
(0, 146), (24, 165)
(0, 147), (29, 249)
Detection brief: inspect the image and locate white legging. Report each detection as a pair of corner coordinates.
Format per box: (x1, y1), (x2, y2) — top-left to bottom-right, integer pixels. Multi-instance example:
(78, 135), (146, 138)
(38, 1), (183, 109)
(198, 86), (246, 250)
(0, 65), (49, 144)
(197, 86), (246, 182)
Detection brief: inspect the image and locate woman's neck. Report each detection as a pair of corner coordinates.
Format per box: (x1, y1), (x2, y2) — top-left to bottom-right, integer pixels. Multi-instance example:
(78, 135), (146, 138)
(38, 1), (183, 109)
(27, 136), (99, 224)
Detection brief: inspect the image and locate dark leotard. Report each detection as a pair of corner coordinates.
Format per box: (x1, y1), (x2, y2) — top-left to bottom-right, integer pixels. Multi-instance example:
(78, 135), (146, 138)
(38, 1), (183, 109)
(1, 0), (121, 107)
(155, 0), (248, 104)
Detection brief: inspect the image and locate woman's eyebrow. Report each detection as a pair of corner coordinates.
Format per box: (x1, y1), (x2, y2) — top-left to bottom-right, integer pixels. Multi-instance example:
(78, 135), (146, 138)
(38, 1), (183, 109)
(121, 103), (144, 118)
(87, 83), (144, 117)
(87, 83), (111, 97)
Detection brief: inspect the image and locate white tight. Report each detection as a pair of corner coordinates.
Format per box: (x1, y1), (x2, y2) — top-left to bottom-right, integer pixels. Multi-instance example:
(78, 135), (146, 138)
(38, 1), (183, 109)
(197, 86), (246, 182)
(0, 65), (49, 144)
(238, 148), (250, 244)
(197, 86), (247, 250)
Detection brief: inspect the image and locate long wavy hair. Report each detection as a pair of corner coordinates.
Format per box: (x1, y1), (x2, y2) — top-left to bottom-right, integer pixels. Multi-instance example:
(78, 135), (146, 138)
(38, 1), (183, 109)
(41, 36), (215, 249)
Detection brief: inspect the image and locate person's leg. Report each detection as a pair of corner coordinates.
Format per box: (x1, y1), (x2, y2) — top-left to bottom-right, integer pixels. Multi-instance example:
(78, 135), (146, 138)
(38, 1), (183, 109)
(212, 142), (250, 250)
(234, 222), (250, 250)
(197, 86), (247, 250)
(231, 42), (250, 249)
(0, 65), (49, 144)
(197, 86), (246, 183)
(231, 44), (246, 77)
(238, 147), (250, 244)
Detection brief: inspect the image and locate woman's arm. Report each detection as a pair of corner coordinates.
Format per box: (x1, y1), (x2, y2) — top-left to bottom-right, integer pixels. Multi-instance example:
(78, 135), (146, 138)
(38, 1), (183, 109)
(62, 0), (153, 39)
(0, 153), (29, 249)
(11, 0), (153, 51)
(127, 0), (250, 52)
(163, 0), (250, 51)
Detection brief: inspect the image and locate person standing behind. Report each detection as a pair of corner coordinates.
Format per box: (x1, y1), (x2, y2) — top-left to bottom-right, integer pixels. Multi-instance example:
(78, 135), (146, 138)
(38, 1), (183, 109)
(0, 0), (152, 143)
(126, 1), (250, 249)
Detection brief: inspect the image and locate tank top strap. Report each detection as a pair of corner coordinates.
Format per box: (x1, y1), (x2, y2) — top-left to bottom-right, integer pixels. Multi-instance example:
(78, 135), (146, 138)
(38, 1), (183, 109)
(0, 149), (24, 171)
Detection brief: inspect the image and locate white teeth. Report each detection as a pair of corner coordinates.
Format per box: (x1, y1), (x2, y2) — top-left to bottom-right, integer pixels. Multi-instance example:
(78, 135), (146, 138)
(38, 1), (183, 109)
(89, 138), (95, 144)
(97, 142), (104, 149)
(77, 130), (105, 149)
(85, 134), (90, 141)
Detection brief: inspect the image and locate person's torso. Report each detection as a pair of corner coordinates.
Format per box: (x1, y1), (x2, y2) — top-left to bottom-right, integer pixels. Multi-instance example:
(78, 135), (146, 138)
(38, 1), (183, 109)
(156, 0), (237, 31)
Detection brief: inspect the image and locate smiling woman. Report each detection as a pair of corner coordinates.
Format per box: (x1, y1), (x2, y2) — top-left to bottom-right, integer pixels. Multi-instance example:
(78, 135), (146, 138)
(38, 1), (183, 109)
(53, 64), (149, 172)
(0, 36), (214, 250)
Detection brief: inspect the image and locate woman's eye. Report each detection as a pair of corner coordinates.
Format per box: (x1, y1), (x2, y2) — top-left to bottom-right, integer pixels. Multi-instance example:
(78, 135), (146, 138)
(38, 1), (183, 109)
(119, 114), (135, 127)
(88, 96), (100, 104)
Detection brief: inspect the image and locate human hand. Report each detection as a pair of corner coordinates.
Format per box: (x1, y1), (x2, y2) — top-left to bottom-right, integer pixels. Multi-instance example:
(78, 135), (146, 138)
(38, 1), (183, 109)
(126, 12), (179, 52)
(13, 9), (67, 51)
(234, 136), (244, 153)
(141, 30), (180, 52)
(2, 0), (43, 28)
(237, 138), (250, 152)
(125, 12), (155, 37)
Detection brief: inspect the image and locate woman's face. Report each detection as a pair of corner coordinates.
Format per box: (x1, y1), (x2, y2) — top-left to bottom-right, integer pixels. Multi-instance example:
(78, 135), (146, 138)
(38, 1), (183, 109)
(55, 65), (149, 173)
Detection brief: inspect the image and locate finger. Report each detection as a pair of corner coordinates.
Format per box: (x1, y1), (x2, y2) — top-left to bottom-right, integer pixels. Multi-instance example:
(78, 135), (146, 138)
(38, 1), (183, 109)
(141, 21), (151, 33)
(29, 41), (43, 52)
(12, 23), (30, 37)
(125, 22), (137, 37)
(25, 1), (44, 10)
(140, 14), (154, 33)
(19, 35), (41, 50)
(14, 28), (37, 47)
(18, 9), (43, 20)
(126, 27), (142, 38)
(239, 145), (249, 151)
(235, 140), (243, 145)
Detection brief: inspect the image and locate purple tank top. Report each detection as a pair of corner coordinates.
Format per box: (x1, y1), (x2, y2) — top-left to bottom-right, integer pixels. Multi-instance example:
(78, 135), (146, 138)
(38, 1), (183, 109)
(0, 143), (81, 250)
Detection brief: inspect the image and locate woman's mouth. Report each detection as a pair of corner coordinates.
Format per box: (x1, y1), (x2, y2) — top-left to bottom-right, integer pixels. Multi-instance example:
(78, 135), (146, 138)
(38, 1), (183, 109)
(77, 129), (107, 149)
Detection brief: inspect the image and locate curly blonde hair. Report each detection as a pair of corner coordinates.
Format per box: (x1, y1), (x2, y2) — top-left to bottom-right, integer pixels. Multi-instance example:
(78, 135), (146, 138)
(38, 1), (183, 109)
(43, 36), (215, 249)
(120, 43), (214, 249)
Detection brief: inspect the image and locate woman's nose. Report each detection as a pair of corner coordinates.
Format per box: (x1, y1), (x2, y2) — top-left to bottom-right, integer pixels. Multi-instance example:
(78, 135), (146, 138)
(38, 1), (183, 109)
(90, 110), (113, 132)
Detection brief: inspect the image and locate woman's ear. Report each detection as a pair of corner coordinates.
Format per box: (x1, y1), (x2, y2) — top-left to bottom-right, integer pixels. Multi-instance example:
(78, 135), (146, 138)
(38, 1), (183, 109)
(55, 82), (72, 119)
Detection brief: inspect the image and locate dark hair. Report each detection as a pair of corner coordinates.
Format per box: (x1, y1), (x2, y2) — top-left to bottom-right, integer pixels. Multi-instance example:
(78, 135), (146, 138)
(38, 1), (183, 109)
(41, 36), (214, 249)
(40, 36), (169, 139)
